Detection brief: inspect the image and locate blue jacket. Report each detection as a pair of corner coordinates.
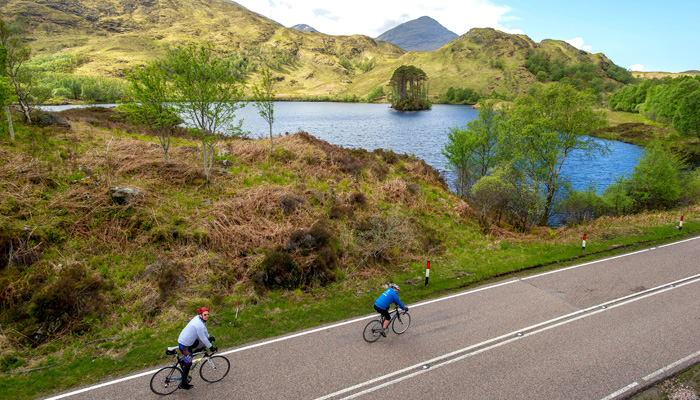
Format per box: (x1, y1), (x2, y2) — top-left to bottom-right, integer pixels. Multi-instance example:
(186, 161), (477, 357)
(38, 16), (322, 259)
(374, 288), (407, 311)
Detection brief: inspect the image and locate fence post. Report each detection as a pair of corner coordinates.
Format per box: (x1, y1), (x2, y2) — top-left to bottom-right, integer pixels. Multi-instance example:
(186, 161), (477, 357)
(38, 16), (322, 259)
(425, 261), (430, 286)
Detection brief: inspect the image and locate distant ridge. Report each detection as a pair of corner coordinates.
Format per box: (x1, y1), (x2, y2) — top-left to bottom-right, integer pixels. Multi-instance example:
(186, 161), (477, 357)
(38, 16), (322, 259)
(376, 16), (458, 51)
(291, 24), (319, 33)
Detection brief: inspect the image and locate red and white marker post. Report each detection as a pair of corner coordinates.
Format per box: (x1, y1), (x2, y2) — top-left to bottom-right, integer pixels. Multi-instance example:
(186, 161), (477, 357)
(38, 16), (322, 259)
(582, 234), (586, 254)
(425, 261), (430, 286)
(679, 216), (684, 231)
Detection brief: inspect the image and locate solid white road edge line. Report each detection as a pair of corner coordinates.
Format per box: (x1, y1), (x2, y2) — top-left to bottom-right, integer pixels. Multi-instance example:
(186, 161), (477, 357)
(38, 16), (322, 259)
(599, 348), (700, 400)
(45, 235), (700, 399)
(642, 349), (700, 381)
(599, 383), (640, 400)
(317, 276), (700, 400)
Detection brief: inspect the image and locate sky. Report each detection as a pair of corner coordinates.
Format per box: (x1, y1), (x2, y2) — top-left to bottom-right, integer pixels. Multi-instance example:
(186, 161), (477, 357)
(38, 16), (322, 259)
(233, 0), (699, 73)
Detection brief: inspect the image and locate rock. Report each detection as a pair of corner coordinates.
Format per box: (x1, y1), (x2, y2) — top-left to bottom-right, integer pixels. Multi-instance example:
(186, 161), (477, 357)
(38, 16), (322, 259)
(109, 187), (143, 205)
(404, 277), (423, 286)
(142, 258), (170, 277)
(37, 112), (70, 128)
(79, 165), (95, 176)
(181, 146), (199, 153)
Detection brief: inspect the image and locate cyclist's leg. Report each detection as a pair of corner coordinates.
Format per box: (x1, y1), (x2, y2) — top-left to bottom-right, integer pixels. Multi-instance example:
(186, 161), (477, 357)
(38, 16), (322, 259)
(373, 305), (391, 330)
(191, 338), (206, 353)
(178, 344), (194, 390)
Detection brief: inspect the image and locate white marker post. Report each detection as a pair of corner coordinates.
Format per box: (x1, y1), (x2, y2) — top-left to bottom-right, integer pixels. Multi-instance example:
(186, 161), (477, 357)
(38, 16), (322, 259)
(582, 234), (586, 254)
(679, 216), (684, 231)
(425, 261), (430, 286)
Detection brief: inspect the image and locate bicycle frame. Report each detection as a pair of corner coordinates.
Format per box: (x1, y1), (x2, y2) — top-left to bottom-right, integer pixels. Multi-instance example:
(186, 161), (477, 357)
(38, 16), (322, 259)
(381, 306), (403, 325)
(171, 349), (209, 378)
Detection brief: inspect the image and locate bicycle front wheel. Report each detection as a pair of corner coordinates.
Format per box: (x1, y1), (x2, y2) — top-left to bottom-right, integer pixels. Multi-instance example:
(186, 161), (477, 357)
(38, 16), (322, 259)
(200, 355), (231, 383)
(392, 311), (411, 334)
(363, 319), (383, 343)
(150, 366), (182, 395)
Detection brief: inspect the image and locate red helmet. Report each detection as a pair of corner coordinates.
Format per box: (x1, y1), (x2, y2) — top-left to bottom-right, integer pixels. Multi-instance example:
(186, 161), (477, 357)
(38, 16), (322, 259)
(197, 307), (210, 315)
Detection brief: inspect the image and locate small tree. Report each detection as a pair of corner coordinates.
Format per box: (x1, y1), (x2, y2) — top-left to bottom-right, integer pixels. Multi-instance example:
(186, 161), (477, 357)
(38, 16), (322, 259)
(500, 83), (608, 226)
(626, 142), (686, 211)
(443, 101), (504, 197)
(0, 45), (15, 143)
(673, 90), (700, 140)
(122, 62), (180, 163)
(163, 42), (245, 182)
(472, 163), (541, 232)
(600, 176), (634, 217)
(0, 18), (32, 123)
(389, 65), (430, 111)
(251, 66), (276, 153)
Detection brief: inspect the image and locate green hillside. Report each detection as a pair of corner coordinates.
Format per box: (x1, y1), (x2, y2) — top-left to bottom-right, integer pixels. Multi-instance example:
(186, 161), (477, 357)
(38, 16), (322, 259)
(1, 0), (630, 100)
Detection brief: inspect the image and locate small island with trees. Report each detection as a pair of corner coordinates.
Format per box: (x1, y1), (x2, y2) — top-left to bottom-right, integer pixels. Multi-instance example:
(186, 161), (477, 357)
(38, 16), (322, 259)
(388, 65), (431, 111)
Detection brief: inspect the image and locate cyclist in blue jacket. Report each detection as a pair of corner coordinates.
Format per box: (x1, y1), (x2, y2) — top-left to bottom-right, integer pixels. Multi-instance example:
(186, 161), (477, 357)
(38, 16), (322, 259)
(373, 284), (408, 336)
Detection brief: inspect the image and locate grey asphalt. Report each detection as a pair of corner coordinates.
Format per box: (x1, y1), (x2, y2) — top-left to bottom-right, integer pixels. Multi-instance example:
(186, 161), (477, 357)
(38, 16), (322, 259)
(45, 236), (700, 400)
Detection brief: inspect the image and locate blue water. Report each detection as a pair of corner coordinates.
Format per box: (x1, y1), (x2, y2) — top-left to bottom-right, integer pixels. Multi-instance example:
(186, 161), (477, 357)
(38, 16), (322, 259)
(43, 102), (643, 193)
(232, 102), (643, 193)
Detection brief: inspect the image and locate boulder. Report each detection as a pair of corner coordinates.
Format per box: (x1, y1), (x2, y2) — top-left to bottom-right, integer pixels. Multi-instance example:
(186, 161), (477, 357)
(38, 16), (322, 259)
(37, 112), (70, 128)
(108, 187), (143, 205)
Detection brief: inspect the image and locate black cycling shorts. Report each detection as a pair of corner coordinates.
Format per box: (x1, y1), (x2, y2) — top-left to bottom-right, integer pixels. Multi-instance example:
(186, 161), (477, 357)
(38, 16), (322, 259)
(374, 304), (391, 321)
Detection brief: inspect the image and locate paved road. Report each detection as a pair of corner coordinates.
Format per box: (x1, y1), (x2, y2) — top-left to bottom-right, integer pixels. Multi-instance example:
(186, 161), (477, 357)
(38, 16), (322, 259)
(46, 236), (700, 400)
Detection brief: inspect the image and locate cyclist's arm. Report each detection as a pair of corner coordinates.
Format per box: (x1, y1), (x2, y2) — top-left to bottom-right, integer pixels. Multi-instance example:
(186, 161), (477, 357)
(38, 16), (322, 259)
(196, 325), (213, 349)
(392, 291), (407, 311)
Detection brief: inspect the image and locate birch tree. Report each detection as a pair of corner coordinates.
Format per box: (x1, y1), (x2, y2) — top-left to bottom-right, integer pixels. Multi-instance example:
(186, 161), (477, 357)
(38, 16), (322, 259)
(501, 83), (608, 226)
(162, 43), (245, 182)
(0, 18), (32, 123)
(252, 67), (276, 153)
(122, 62), (180, 163)
(0, 45), (15, 143)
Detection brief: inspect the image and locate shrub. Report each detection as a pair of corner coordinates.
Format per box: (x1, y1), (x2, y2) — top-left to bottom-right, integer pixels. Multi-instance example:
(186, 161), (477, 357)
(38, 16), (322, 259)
(626, 143), (686, 211)
(253, 247), (297, 289)
(254, 221), (340, 290)
(600, 177), (634, 217)
(28, 265), (111, 337)
(329, 204), (353, 219)
(556, 186), (603, 226)
(678, 168), (700, 206)
(365, 86), (384, 102)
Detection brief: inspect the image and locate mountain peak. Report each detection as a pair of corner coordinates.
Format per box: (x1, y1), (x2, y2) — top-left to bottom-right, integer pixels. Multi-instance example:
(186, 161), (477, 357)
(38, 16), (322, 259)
(291, 24), (319, 33)
(376, 16), (458, 51)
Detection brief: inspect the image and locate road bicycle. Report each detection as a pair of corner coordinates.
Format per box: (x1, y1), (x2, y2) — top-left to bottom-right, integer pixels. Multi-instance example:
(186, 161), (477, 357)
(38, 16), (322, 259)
(363, 305), (411, 342)
(149, 346), (231, 395)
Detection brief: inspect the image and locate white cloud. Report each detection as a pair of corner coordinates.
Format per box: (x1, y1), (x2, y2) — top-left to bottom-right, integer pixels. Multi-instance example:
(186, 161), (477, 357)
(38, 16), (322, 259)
(627, 64), (645, 71)
(566, 37), (593, 52)
(234, 0), (516, 37)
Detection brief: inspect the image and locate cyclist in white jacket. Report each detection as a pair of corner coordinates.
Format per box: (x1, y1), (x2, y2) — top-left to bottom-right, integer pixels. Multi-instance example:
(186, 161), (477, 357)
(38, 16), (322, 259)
(177, 307), (217, 390)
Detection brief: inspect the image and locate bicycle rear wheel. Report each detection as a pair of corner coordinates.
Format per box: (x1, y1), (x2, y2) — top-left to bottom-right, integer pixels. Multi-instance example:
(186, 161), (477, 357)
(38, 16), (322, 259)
(199, 355), (231, 383)
(363, 319), (383, 343)
(392, 311), (411, 334)
(150, 366), (182, 395)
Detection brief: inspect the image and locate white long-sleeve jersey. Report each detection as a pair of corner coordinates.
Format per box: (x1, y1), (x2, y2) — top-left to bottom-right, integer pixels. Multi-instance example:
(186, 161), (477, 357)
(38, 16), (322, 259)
(177, 315), (212, 348)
